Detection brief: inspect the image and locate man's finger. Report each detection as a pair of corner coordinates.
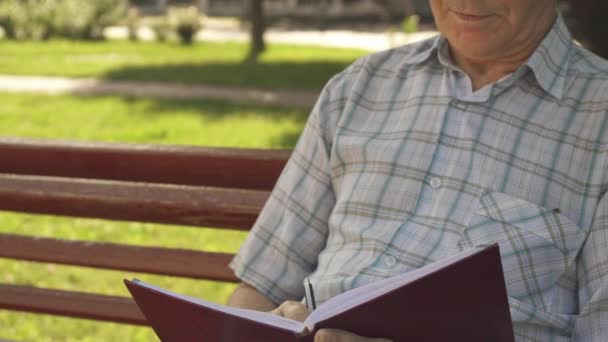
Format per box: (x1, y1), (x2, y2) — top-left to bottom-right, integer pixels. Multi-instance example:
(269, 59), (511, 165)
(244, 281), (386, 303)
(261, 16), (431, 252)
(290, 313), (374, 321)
(314, 329), (393, 342)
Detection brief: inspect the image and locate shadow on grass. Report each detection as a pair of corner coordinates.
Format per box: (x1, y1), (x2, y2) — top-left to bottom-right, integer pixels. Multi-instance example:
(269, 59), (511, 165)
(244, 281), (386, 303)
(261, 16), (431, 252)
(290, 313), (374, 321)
(103, 95), (309, 148)
(100, 61), (350, 91)
(96, 60), (334, 147)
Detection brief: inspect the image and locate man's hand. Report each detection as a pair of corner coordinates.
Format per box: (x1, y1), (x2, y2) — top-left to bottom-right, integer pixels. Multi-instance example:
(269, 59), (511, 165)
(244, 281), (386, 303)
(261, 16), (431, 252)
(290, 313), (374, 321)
(270, 301), (393, 342)
(269, 300), (311, 322)
(314, 329), (393, 342)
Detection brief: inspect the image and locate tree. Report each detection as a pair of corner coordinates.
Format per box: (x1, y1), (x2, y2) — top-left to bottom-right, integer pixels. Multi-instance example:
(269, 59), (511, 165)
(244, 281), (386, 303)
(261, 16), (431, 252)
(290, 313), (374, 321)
(247, 0), (266, 61)
(401, 0), (417, 16)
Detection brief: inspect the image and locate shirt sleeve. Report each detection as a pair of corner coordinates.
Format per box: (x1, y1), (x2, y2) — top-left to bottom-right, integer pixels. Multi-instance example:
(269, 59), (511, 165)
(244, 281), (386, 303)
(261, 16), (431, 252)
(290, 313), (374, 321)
(574, 192), (608, 341)
(229, 77), (342, 305)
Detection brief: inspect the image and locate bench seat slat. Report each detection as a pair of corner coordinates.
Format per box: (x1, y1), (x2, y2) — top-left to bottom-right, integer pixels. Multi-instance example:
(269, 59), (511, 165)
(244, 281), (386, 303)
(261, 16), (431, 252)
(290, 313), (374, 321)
(0, 137), (290, 190)
(0, 174), (268, 230)
(0, 234), (239, 282)
(0, 284), (147, 325)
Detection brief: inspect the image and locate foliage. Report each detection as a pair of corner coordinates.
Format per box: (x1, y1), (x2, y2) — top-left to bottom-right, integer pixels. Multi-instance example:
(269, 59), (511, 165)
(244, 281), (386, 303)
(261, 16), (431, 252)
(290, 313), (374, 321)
(0, 0), (127, 41)
(401, 15), (420, 34)
(169, 6), (203, 45)
(0, 0), (55, 40)
(53, 0), (127, 40)
(149, 16), (172, 42)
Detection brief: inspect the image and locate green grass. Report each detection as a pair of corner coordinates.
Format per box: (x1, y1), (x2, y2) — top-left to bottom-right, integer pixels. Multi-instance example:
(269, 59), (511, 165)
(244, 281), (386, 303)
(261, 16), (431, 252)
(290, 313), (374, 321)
(0, 39), (367, 90)
(0, 92), (308, 341)
(0, 92), (307, 147)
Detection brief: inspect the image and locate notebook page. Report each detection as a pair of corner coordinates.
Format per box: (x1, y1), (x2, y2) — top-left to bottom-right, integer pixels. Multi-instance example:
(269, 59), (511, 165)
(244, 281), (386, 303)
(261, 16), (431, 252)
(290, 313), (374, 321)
(304, 246), (483, 329)
(132, 279), (307, 333)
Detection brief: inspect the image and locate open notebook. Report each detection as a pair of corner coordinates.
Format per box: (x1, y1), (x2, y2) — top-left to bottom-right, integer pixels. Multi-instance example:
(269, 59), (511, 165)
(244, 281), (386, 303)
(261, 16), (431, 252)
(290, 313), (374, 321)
(125, 244), (514, 342)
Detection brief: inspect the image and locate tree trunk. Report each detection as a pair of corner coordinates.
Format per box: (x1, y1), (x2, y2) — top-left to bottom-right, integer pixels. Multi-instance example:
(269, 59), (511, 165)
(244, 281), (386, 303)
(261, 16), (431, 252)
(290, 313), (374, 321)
(248, 0), (266, 61)
(402, 0), (417, 16)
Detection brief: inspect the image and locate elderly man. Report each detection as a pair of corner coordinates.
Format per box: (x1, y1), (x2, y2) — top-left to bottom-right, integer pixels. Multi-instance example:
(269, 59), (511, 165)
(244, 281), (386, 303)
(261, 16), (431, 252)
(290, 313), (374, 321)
(228, 0), (608, 341)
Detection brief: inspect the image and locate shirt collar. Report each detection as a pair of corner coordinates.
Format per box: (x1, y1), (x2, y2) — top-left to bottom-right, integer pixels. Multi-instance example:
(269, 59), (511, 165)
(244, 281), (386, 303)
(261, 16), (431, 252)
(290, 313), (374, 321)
(399, 35), (443, 65)
(524, 13), (573, 100)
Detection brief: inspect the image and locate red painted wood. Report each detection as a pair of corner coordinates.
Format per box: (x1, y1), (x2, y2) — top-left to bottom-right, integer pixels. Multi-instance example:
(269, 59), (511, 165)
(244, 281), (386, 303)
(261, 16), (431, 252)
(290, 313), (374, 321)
(0, 284), (147, 325)
(0, 137), (290, 190)
(0, 234), (239, 282)
(0, 174), (269, 230)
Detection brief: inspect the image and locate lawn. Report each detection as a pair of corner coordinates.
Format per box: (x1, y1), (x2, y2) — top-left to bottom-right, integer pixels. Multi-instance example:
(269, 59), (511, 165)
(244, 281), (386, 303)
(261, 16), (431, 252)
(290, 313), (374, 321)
(0, 91), (308, 341)
(0, 39), (367, 90)
(0, 92), (308, 147)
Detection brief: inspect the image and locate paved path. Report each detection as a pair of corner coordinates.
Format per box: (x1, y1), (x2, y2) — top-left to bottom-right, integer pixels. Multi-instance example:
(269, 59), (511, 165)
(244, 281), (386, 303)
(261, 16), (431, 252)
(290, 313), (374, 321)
(106, 18), (438, 51)
(199, 28), (436, 51)
(0, 75), (320, 109)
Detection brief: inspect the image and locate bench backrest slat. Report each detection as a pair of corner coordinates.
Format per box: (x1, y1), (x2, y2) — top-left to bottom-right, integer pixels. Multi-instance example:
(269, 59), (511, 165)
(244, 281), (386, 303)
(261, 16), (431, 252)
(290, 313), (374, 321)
(0, 137), (290, 190)
(0, 174), (269, 230)
(0, 233), (238, 282)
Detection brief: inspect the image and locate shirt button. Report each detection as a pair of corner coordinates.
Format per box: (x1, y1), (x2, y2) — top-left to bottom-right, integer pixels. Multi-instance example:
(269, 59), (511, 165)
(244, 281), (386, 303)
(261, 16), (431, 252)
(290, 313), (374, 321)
(384, 255), (397, 267)
(430, 177), (442, 189)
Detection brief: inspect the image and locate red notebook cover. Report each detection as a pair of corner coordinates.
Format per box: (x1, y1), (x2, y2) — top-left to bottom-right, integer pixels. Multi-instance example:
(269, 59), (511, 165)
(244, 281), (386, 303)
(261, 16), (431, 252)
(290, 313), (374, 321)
(125, 244), (514, 342)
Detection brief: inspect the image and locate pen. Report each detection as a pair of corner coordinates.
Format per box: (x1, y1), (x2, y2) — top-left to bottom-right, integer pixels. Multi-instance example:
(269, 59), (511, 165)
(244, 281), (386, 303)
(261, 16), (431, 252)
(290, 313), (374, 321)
(304, 278), (317, 311)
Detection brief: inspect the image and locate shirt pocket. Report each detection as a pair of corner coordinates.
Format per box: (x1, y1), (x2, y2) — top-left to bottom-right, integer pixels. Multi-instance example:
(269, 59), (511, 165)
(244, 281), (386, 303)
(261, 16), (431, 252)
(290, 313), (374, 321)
(461, 191), (585, 308)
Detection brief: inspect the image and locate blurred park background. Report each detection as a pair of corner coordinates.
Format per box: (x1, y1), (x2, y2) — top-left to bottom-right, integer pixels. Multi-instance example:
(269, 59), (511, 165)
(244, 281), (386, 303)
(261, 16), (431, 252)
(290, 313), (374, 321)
(0, 0), (606, 340)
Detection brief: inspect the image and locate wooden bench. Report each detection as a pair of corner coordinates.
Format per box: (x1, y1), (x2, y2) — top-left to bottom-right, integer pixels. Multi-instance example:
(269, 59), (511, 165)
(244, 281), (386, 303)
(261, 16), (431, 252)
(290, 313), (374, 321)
(0, 137), (289, 327)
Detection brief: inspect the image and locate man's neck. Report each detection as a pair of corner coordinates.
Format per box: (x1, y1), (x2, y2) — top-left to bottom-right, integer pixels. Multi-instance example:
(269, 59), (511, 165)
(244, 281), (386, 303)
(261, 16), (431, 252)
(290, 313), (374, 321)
(450, 14), (557, 92)
(452, 51), (531, 91)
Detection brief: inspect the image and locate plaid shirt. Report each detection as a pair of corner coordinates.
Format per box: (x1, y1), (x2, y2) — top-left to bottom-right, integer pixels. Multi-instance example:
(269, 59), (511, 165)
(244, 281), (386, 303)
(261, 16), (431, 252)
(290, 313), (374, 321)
(230, 15), (608, 341)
